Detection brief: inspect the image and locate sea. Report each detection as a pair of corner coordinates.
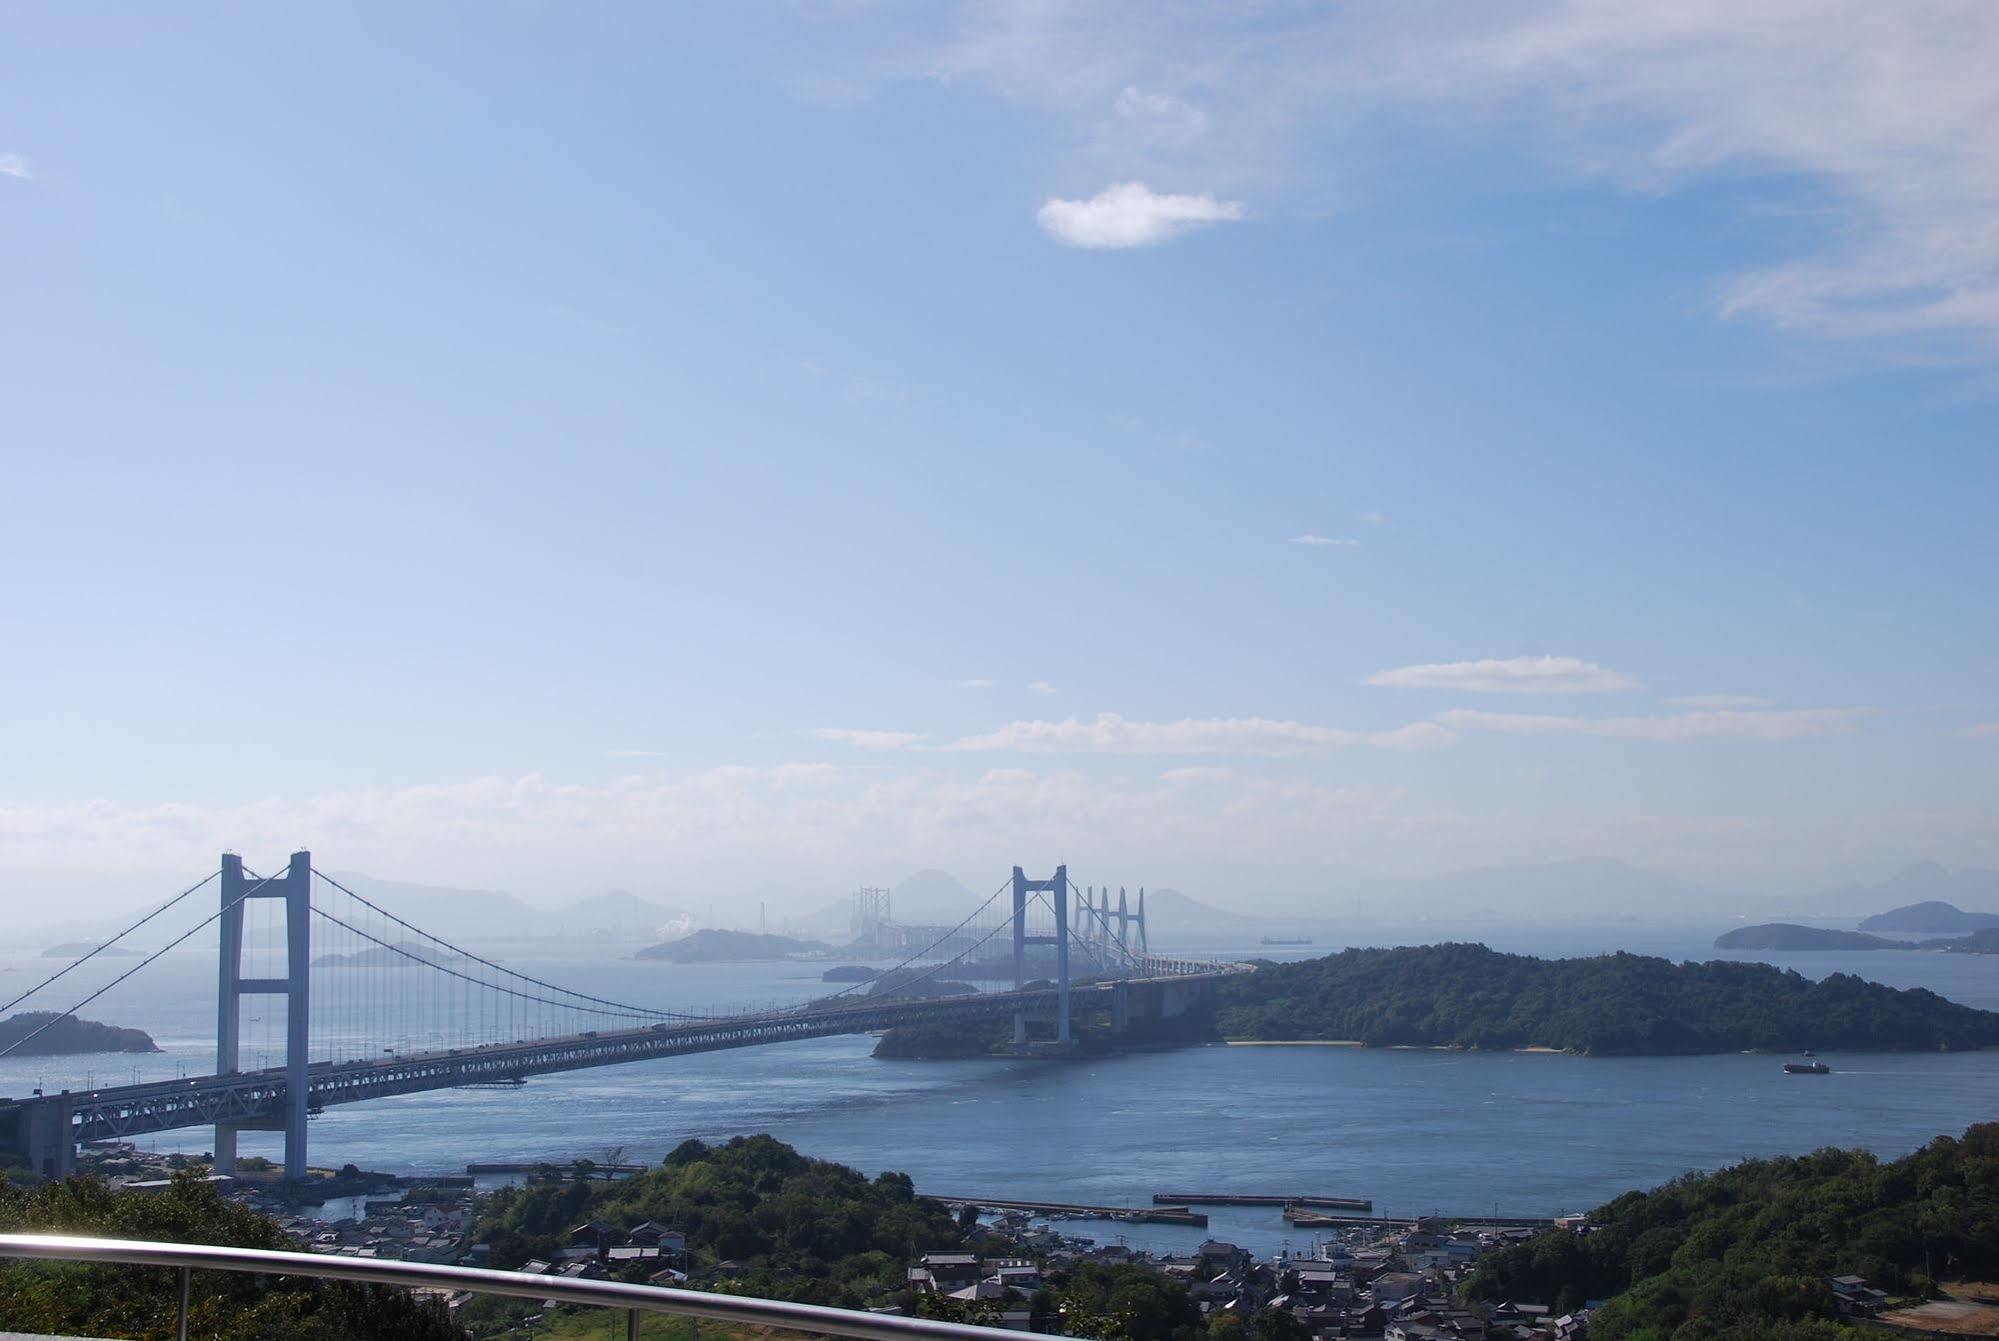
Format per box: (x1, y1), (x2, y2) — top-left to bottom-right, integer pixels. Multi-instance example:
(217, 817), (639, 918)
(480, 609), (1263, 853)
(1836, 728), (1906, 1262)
(5, 921), (1998, 1256)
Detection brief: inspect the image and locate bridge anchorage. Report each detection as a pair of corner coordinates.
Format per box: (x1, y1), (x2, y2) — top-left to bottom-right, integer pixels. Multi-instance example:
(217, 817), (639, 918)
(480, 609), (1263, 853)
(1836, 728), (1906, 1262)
(0, 853), (1237, 1182)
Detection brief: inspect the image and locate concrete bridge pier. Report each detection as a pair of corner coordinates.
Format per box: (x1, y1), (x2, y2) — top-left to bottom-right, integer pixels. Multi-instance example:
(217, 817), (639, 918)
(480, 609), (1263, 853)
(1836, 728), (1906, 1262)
(20, 1092), (75, 1180)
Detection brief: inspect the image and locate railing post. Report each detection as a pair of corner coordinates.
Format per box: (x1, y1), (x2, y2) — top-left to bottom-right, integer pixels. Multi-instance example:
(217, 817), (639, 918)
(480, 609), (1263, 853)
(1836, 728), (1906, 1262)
(178, 1264), (190, 1341)
(628, 1306), (640, 1339)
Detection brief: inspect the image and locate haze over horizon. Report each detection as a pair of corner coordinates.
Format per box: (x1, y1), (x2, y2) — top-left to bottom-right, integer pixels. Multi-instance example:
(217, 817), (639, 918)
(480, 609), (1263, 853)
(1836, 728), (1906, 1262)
(4, 4), (1996, 918)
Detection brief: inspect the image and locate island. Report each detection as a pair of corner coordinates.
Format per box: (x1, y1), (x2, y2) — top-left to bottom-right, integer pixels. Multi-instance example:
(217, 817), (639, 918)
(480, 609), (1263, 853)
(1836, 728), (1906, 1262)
(0, 1011), (159, 1056)
(1858, 900), (1999, 933)
(40, 942), (143, 959)
(634, 929), (831, 963)
(312, 942), (469, 969)
(1712, 922), (1911, 951)
(1213, 943), (1999, 1054)
(1938, 928), (1999, 954)
(819, 965), (881, 983)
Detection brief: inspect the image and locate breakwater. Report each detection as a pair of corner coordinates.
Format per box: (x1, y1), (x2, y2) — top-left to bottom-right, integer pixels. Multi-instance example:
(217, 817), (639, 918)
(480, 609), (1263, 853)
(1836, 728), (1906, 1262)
(1154, 1191), (1372, 1211)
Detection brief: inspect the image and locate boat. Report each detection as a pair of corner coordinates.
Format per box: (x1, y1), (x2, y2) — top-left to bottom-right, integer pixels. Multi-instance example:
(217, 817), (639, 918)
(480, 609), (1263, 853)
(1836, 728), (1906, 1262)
(1260, 936), (1314, 946)
(1783, 1060), (1831, 1075)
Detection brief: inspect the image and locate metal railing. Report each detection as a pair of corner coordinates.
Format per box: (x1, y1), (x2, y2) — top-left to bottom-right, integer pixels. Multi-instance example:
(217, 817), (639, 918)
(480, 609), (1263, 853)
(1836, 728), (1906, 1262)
(0, 1233), (1029, 1341)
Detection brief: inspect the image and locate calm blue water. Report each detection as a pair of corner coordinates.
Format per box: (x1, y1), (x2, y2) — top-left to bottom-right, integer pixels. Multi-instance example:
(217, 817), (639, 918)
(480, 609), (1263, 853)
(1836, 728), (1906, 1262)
(5, 924), (1997, 1255)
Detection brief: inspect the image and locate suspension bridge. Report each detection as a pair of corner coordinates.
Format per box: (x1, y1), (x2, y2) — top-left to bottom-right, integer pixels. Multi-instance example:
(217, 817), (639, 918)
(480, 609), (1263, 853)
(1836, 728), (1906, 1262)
(0, 853), (1241, 1182)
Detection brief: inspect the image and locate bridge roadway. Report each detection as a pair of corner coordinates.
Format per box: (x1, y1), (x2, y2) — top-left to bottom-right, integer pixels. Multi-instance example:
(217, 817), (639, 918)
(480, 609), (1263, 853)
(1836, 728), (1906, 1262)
(1, 962), (1234, 1172)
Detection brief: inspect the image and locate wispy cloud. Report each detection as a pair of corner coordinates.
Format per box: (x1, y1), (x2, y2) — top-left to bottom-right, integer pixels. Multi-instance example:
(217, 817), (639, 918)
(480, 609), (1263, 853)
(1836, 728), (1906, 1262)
(952, 712), (1453, 755)
(1369, 656), (1638, 694)
(1288, 533), (1360, 547)
(959, 677), (995, 689)
(1026, 680), (1057, 694)
(603, 748), (669, 760)
(809, 727), (927, 750)
(1963, 722), (1999, 739)
(1360, 512), (1388, 526)
(1437, 706), (1866, 742)
(912, 3), (1999, 357)
(1037, 182), (1245, 249)
(1668, 694), (1775, 709)
(0, 153), (30, 181)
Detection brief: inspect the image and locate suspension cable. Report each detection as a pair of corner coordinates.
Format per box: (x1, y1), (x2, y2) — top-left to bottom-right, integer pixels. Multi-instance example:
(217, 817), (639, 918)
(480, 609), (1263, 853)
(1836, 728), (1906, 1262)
(305, 904), (705, 1025)
(0, 872), (279, 1061)
(309, 868), (692, 1021)
(0, 869), (221, 1019)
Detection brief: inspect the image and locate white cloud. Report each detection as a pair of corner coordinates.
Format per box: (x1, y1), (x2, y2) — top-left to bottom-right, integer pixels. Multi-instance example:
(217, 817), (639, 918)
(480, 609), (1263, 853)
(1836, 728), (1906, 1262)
(1668, 694), (1775, 709)
(959, 677), (995, 689)
(1368, 656), (1638, 694)
(1026, 680), (1057, 694)
(1036, 181), (1246, 249)
(952, 711), (1453, 755)
(1360, 512), (1388, 526)
(912, 3), (1999, 356)
(809, 727), (927, 750)
(1288, 533), (1360, 547)
(0, 153), (30, 180)
(1436, 706), (1866, 742)
(603, 748), (669, 759)
(1963, 722), (1999, 739)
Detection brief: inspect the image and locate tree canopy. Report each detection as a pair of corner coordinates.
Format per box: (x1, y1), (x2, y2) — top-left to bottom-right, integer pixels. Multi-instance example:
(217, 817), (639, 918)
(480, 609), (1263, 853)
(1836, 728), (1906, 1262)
(1214, 943), (1999, 1054)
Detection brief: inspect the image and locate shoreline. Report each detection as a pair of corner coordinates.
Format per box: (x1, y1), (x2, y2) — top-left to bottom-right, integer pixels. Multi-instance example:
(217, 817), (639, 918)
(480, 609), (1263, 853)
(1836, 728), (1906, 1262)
(1224, 1039), (1568, 1054)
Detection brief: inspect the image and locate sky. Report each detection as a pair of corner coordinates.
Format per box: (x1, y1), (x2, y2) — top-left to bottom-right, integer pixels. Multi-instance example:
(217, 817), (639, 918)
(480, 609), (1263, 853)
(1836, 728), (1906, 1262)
(2, 2), (1995, 917)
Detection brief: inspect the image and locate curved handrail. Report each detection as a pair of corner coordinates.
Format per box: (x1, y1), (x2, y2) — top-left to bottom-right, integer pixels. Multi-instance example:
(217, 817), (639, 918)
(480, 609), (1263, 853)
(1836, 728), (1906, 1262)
(0, 1233), (1028, 1340)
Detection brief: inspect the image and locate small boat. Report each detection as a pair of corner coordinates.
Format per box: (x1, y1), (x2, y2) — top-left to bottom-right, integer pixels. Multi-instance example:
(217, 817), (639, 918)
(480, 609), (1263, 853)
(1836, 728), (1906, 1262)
(1783, 1059), (1831, 1075)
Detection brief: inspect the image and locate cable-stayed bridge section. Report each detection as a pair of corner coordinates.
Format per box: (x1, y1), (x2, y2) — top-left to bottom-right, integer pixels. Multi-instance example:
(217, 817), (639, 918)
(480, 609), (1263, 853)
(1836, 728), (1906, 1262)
(0, 854), (1240, 1182)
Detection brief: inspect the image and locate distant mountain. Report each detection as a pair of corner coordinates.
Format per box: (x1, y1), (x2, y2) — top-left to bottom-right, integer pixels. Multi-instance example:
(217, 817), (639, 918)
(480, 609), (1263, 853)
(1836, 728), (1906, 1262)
(1713, 923), (1910, 951)
(319, 873), (695, 940)
(891, 869), (980, 922)
(1939, 928), (1999, 955)
(1817, 862), (1999, 918)
(1859, 901), (1999, 934)
(634, 929), (830, 963)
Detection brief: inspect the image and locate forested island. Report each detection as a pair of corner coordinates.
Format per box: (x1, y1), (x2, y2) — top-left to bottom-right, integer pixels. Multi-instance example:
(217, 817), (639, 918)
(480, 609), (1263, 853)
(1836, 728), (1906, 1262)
(1712, 923), (1910, 951)
(0, 1011), (158, 1056)
(1466, 1123), (1999, 1336)
(1211, 943), (1999, 1054)
(633, 929), (830, 963)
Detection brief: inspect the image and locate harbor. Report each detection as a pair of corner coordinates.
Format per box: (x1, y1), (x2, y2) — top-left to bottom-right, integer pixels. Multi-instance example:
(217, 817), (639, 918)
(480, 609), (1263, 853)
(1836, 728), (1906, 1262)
(930, 1194), (1209, 1227)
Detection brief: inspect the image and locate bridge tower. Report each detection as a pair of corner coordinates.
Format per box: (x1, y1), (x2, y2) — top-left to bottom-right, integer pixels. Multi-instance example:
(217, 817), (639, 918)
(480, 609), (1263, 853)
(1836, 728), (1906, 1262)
(215, 850), (312, 1180)
(1010, 866), (1070, 1048)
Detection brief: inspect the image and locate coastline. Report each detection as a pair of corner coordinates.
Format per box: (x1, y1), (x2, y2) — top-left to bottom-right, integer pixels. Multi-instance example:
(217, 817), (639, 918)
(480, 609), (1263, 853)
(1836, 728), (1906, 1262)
(1225, 1039), (1568, 1054)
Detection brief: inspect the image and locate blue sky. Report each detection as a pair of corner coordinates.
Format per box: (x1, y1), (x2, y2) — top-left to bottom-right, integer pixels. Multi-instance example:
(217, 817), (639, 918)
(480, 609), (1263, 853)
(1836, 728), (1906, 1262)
(3, 3), (1995, 912)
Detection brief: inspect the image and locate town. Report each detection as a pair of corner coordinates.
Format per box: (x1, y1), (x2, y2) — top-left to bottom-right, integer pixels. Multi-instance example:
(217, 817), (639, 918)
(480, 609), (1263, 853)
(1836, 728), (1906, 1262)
(64, 1141), (1900, 1340)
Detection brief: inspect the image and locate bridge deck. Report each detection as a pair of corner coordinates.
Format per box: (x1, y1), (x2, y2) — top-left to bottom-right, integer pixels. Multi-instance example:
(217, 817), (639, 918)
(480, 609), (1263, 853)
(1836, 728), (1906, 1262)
(2, 967), (1235, 1156)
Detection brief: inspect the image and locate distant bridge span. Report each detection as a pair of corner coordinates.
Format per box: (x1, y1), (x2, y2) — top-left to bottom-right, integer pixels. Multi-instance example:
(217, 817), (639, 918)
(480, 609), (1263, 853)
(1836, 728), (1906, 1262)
(0, 853), (1243, 1179)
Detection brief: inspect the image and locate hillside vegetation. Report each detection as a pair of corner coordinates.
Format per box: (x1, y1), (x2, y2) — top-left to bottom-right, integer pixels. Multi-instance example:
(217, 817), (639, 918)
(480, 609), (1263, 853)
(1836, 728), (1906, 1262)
(473, 1134), (967, 1308)
(0, 1011), (158, 1056)
(0, 1173), (460, 1340)
(1213, 943), (1999, 1054)
(1712, 924), (1908, 951)
(1465, 1123), (1999, 1339)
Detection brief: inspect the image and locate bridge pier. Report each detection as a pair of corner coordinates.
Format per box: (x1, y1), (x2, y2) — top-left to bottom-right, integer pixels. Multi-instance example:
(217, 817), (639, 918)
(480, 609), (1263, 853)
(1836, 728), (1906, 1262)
(21, 1092), (75, 1180)
(1008, 866), (1071, 1051)
(215, 851), (313, 1180)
